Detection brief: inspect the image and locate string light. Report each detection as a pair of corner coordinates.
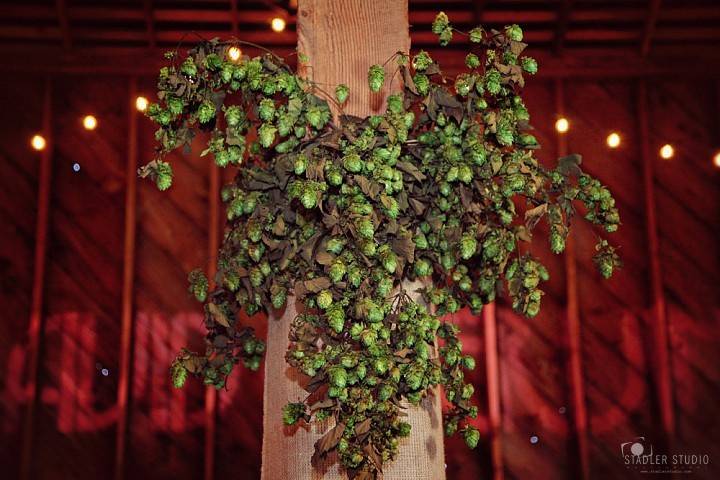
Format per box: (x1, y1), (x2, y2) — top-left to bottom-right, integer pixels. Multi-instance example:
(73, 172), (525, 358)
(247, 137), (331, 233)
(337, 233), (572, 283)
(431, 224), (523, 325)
(659, 144), (674, 159)
(135, 96), (149, 112)
(555, 117), (569, 134)
(606, 132), (621, 148)
(227, 46), (242, 62)
(271, 17), (286, 32)
(83, 115), (98, 130)
(713, 151), (720, 168)
(31, 134), (46, 151)
(72, 162), (81, 172)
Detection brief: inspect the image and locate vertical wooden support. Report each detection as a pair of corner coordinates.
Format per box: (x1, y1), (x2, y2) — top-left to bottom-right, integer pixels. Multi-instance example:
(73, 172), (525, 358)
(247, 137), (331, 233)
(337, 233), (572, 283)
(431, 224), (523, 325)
(483, 302), (504, 480)
(230, 0), (239, 38)
(204, 156), (221, 480)
(20, 77), (53, 480)
(637, 80), (675, 443)
(555, 79), (589, 480)
(114, 77), (139, 480)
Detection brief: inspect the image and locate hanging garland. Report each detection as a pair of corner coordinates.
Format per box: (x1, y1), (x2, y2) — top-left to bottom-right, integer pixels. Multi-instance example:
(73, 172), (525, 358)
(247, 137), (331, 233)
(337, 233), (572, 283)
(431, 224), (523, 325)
(142, 12), (621, 479)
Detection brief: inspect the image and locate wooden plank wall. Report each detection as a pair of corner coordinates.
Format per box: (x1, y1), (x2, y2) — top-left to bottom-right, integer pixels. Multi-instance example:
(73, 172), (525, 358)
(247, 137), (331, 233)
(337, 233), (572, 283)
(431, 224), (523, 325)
(0, 69), (719, 479)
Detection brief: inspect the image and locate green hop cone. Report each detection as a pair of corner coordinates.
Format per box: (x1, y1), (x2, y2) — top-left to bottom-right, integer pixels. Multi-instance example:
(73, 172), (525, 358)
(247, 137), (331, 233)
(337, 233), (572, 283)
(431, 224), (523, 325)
(188, 269), (208, 302)
(397, 421), (412, 437)
(505, 24), (523, 42)
(469, 27), (483, 43)
(463, 426), (480, 449)
(197, 100), (216, 124)
(439, 27), (453, 46)
(171, 360), (188, 388)
(432, 11), (450, 34)
(462, 355), (476, 370)
(327, 305), (345, 333)
(282, 402), (305, 426)
(412, 50), (433, 71)
(316, 289), (333, 310)
(305, 105), (330, 129)
(335, 84), (349, 104)
(414, 258), (432, 277)
(343, 152), (363, 173)
(485, 69), (502, 95)
(460, 234), (477, 260)
(329, 260), (346, 283)
(465, 53), (480, 69)
(368, 65), (385, 92)
(180, 57), (197, 77)
(550, 229), (566, 254)
(521, 57), (538, 75)
(356, 218), (374, 239)
(155, 160), (173, 191)
(258, 98), (276, 121)
(328, 366), (347, 388)
(258, 123), (277, 148)
(413, 74), (430, 95)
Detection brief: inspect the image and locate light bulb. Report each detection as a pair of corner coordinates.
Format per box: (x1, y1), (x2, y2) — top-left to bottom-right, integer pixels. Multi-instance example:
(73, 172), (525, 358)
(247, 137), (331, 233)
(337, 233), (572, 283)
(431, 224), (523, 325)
(713, 151), (720, 168)
(606, 132), (621, 148)
(555, 117), (569, 133)
(659, 144), (674, 159)
(83, 115), (97, 130)
(31, 134), (46, 151)
(227, 46), (242, 62)
(135, 96), (149, 112)
(271, 17), (286, 33)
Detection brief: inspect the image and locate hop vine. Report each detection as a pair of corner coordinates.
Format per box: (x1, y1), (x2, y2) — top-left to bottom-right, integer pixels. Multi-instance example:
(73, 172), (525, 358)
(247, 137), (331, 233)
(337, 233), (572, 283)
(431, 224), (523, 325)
(146, 12), (620, 480)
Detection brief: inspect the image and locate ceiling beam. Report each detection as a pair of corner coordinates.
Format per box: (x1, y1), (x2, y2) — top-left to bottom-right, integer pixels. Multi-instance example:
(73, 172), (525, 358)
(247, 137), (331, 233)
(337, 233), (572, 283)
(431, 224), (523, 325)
(1, 45), (719, 78)
(641, 0), (662, 56)
(230, 0), (240, 38)
(56, 0), (71, 48)
(144, 0), (156, 48)
(554, 0), (574, 55)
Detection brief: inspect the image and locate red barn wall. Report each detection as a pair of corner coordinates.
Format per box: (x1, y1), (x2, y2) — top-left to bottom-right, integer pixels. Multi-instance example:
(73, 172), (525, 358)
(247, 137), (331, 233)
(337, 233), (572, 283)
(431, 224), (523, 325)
(1, 70), (719, 480)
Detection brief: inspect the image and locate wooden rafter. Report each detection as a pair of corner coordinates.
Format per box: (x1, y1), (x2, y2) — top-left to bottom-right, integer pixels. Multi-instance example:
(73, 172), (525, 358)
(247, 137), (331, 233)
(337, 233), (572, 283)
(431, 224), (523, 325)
(230, 0), (240, 38)
(19, 77), (53, 480)
(144, 0), (156, 48)
(55, 0), (71, 48)
(555, 79), (590, 480)
(641, 0), (663, 57)
(114, 77), (139, 480)
(554, 0), (574, 54)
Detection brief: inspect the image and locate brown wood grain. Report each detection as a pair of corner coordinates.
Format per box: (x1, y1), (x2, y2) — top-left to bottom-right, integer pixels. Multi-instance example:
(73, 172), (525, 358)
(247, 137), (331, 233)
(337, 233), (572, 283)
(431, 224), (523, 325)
(297, 0), (410, 117)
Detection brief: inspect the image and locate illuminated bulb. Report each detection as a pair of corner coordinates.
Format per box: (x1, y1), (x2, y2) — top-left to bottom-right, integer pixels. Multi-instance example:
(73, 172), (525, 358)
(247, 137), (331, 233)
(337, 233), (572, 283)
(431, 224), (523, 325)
(83, 115), (97, 130)
(271, 17), (286, 33)
(606, 132), (621, 148)
(135, 96), (149, 112)
(713, 151), (720, 168)
(31, 134), (46, 151)
(659, 144), (674, 159)
(555, 117), (569, 133)
(227, 46), (242, 62)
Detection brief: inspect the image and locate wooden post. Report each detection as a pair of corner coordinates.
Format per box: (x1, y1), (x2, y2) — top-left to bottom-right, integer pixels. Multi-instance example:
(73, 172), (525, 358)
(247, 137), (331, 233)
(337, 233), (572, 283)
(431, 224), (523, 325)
(204, 161), (221, 480)
(637, 80), (675, 444)
(114, 77), (140, 480)
(261, 2), (444, 479)
(483, 302), (504, 480)
(554, 79), (589, 480)
(20, 77), (53, 480)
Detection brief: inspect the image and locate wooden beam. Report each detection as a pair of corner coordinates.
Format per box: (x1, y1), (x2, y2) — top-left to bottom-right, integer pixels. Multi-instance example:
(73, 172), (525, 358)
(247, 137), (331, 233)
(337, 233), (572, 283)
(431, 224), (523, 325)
(554, 0), (574, 54)
(114, 77), (139, 480)
(56, 0), (71, 48)
(483, 302), (504, 480)
(637, 79), (675, 444)
(144, 0), (156, 48)
(3, 46), (720, 78)
(641, 0), (662, 56)
(230, 0), (240, 38)
(20, 77), (53, 480)
(555, 79), (589, 480)
(204, 161), (221, 480)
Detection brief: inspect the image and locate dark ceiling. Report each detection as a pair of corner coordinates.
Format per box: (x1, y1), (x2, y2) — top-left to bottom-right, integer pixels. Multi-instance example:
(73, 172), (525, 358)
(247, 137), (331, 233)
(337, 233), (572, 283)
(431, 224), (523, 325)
(1, 0), (719, 76)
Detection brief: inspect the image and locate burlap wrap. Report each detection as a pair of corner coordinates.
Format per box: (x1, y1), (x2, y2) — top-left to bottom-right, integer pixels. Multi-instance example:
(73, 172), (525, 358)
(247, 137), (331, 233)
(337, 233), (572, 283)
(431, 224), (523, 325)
(261, 286), (446, 479)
